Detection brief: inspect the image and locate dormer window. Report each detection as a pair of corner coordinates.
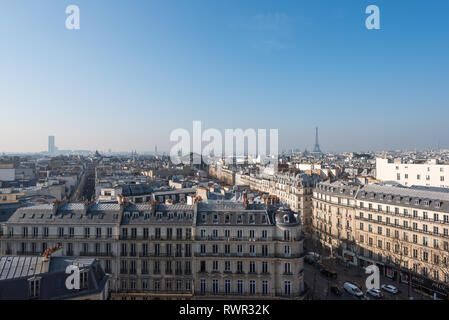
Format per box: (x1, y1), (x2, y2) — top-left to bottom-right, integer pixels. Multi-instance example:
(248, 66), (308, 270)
(423, 200), (430, 206)
(436, 201), (442, 208)
(132, 212), (139, 219)
(261, 215), (267, 223)
(213, 214), (218, 224)
(249, 215), (255, 224)
(144, 213), (150, 219)
(237, 215), (243, 224)
(28, 277), (41, 299)
(156, 212), (162, 220)
(283, 214), (290, 223)
(124, 211), (130, 218)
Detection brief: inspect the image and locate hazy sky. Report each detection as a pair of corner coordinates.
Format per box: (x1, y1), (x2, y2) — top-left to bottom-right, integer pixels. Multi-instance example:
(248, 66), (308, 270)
(1, 0), (448, 153)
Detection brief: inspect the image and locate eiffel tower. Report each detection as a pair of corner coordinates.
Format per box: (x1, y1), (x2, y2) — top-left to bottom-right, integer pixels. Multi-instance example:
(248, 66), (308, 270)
(313, 127), (322, 153)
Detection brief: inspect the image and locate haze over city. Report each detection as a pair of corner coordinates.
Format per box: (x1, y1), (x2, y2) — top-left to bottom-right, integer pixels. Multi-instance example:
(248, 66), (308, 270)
(3, 0), (449, 309)
(1, 0), (449, 153)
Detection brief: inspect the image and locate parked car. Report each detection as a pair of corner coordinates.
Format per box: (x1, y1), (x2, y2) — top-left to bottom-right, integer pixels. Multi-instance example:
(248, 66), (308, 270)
(331, 286), (343, 296)
(305, 252), (321, 264)
(343, 282), (364, 297)
(381, 284), (399, 294)
(304, 256), (315, 264)
(366, 288), (382, 298)
(320, 267), (338, 279)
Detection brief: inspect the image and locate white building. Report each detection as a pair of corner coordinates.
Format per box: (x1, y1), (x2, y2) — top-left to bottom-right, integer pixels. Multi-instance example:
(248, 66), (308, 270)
(376, 158), (449, 188)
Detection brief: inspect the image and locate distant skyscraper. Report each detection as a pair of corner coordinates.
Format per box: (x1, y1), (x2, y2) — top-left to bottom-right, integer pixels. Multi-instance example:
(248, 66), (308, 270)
(48, 136), (55, 154)
(313, 127), (322, 154)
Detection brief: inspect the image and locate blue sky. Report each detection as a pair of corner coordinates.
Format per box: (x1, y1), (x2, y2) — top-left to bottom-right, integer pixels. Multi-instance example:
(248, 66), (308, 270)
(1, 0), (448, 153)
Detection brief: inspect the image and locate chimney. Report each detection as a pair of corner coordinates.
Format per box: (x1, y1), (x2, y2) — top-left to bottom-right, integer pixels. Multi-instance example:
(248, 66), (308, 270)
(187, 194), (195, 205)
(41, 245), (63, 273)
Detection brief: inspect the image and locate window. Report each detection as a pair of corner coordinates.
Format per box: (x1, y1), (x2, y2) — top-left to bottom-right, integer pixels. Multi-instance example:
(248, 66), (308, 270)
(225, 280), (231, 294)
(213, 280), (219, 294)
(250, 280), (256, 295)
(284, 262), (291, 275)
(28, 278), (41, 298)
(237, 280), (243, 294)
(262, 281), (269, 295)
(80, 270), (88, 289)
(284, 281), (291, 296)
(200, 280), (206, 295)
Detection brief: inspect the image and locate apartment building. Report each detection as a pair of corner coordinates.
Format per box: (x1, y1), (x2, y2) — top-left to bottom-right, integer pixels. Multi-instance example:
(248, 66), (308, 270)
(312, 181), (449, 298)
(113, 203), (195, 300)
(0, 202), (121, 289)
(0, 253), (109, 300)
(194, 203), (305, 299)
(236, 171), (318, 236)
(376, 158), (449, 188)
(312, 181), (359, 264)
(1, 200), (306, 300)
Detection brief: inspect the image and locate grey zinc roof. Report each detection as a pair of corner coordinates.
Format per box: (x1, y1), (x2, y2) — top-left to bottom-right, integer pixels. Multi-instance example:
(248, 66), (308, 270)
(20, 203), (54, 211)
(6, 201), (122, 225)
(152, 188), (196, 196)
(60, 203), (86, 211)
(360, 184), (449, 202)
(0, 256), (44, 280)
(157, 204), (195, 211)
(49, 257), (95, 273)
(357, 184), (449, 213)
(89, 202), (121, 211)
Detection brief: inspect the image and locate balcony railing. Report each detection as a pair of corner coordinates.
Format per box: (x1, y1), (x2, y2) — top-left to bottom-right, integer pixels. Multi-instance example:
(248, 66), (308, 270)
(16, 251), (41, 256)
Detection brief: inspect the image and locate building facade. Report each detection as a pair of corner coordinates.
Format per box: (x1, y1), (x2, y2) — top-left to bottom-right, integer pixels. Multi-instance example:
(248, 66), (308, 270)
(1, 201), (306, 300)
(376, 158), (449, 188)
(312, 181), (449, 298)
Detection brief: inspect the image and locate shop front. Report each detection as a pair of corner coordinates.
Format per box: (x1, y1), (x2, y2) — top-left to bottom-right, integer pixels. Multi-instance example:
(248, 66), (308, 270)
(342, 250), (357, 266)
(410, 274), (449, 299)
(385, 266), (398, 281)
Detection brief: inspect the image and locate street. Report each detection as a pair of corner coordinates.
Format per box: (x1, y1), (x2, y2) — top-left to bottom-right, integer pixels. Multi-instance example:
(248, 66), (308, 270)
(70, 163), (95, 202)
(304, 258), (433, 300)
